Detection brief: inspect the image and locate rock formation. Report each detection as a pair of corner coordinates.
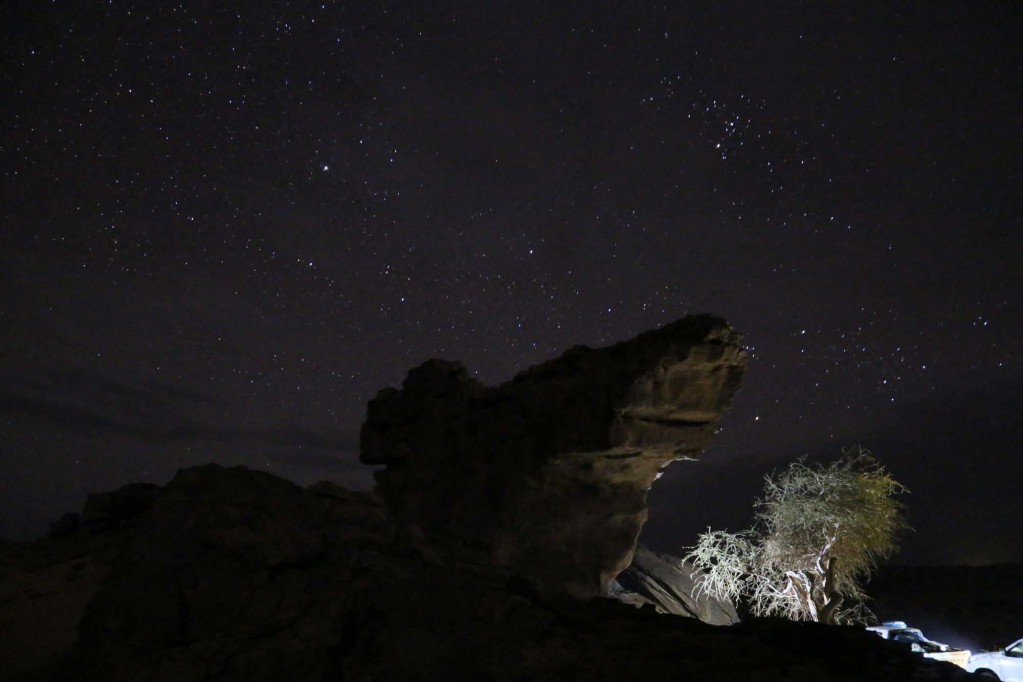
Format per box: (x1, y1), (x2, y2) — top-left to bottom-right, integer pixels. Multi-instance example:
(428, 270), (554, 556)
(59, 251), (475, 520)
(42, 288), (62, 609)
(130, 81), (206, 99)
(361, 314), (747, 597)
(0, 317), (983, 680)
(0, 465), (977, 681)
(611, 545), (740, 625)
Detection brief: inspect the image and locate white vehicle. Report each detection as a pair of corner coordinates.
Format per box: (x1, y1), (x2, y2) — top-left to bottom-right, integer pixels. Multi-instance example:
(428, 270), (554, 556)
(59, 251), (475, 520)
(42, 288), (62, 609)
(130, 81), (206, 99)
(966, 638), (1023, 680)
(865, 621), (971, 669)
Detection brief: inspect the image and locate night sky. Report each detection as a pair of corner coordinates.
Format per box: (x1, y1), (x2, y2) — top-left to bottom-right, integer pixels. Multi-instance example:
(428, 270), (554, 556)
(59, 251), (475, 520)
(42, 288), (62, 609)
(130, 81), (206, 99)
(2, 3), (1020, 566)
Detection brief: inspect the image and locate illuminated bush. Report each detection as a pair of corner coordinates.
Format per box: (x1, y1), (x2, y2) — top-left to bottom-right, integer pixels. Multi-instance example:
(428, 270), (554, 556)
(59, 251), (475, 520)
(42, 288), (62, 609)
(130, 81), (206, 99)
(684, 446), (907, 625)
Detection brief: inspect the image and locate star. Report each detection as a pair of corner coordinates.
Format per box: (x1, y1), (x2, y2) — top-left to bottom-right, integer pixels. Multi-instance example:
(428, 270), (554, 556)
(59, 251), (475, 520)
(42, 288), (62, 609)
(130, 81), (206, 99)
(0, 1), (1019, 569)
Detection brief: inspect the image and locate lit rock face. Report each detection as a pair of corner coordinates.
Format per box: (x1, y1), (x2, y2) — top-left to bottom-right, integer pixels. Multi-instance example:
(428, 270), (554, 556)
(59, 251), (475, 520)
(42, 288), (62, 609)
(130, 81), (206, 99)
(360, 314), (748, 597)
(612, 545), (740, 625)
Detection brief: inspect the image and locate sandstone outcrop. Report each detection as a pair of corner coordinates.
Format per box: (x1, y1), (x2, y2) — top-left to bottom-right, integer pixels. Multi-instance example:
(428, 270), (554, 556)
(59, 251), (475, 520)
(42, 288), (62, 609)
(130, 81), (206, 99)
(611, 545), (740, 625)
(0, 318), (985, 680)
(361, 314), (747, 597)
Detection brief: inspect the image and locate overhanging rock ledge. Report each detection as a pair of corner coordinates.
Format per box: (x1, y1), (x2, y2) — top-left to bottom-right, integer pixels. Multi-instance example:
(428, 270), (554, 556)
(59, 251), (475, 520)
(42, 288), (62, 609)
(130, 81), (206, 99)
(360, 314), (748, 597)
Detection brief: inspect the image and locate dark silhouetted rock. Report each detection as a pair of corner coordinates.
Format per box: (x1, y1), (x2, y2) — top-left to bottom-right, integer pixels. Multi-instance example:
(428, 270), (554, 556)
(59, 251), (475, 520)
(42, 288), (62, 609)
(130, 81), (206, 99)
(0, 465), (978, 681)
(81, 482), (160, 533)
(612, 545), (740, 625)
(361, 315), (748, 597)
(0, 531), (110, 681)
(0, 319), (984, 680)
(47, 513), (80, 539)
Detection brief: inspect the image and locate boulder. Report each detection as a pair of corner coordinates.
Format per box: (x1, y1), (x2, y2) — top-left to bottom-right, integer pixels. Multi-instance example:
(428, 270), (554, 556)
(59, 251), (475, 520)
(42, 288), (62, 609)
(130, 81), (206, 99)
(361, 315), (748, 597)
(612, 545), (739, 625)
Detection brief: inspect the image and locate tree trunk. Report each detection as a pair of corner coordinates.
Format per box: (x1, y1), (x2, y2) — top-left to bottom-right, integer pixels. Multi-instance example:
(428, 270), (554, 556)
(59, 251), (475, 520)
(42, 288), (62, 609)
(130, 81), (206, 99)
(818, 557), (843, 625)
(787, 571), (818, 621)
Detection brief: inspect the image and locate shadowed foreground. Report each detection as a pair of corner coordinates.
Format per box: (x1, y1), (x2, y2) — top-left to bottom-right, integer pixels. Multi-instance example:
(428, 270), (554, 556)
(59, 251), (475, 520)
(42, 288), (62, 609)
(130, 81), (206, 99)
(0, 317), (977, 680)
(0, 465), (974, 681)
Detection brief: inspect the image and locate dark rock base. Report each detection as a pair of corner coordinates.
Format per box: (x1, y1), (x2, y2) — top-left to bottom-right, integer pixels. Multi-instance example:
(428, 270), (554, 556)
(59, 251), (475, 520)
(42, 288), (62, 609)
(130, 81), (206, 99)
(0, 466), (974, 681)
